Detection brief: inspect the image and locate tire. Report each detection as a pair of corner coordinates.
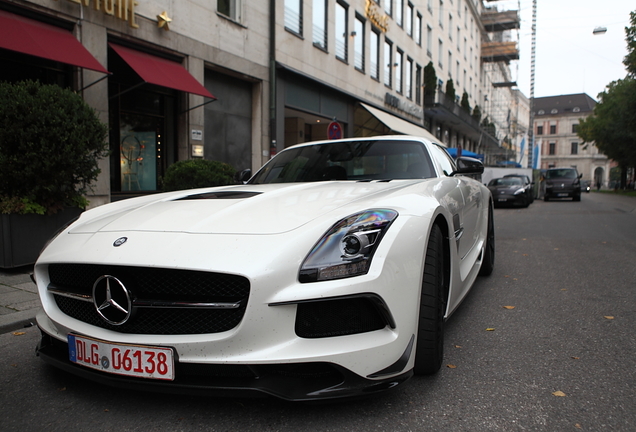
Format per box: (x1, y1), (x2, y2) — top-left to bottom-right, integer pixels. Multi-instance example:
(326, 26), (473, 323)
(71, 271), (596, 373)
(414, 224), (447, 375)
(573, 194), (581, 202)
(479, 202), (495, 276)
(544, 194), (550, 201)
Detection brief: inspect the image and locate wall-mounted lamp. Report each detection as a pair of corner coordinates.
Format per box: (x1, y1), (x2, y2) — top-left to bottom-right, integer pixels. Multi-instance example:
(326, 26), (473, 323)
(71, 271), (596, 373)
(350, 31), (357, 37)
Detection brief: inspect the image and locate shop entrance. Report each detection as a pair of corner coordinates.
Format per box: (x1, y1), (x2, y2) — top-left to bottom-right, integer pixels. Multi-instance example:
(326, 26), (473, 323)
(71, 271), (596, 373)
(108, 46), (177, 196)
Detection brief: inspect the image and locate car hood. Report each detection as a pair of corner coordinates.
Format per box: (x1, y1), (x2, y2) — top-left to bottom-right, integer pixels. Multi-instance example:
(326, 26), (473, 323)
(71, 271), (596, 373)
(488, 185), (522, 192)
(70, 182), (420, 235)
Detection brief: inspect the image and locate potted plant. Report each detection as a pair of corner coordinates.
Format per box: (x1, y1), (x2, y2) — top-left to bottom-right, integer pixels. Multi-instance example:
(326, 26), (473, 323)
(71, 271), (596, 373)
(162, 159), (236, 191)
(0, 80), (108, 268)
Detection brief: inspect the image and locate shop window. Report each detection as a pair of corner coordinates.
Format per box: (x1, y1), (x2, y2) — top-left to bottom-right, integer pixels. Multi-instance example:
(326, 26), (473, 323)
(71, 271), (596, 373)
(284, 0), (302, 35)
(108, 47), (177, 195)
(312, 0), (328, 49)
(0, 48), (71, 88)
(217, 0), (241, 22)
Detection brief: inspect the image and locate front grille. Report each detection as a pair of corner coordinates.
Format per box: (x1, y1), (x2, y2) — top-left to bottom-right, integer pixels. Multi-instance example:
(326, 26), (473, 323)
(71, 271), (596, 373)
(295, 297), (387, 338)
(48, 264), (250, 335)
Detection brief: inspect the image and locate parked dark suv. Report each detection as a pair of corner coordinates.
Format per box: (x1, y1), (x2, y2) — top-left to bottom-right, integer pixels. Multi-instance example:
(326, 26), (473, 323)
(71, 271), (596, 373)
(543, 168), (582, 201)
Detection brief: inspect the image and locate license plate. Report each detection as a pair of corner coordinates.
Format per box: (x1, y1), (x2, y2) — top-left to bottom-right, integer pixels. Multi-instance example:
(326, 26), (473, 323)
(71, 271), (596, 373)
(498, 198), (508, 202)
(558, 193), (568, 197)
(68, 334), (175, 381)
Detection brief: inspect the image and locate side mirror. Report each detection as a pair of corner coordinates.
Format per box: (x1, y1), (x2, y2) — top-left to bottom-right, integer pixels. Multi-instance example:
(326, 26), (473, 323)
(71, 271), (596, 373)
(236, 168), (252, 184)
(451, 156), (484, 176)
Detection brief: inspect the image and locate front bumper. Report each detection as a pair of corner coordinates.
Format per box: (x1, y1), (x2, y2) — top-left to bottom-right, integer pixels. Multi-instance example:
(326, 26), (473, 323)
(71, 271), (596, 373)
(36, 330), (412, 401)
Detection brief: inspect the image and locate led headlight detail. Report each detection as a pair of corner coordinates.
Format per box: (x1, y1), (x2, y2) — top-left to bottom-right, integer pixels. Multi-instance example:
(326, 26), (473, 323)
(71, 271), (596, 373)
(299, 209), (398, 283)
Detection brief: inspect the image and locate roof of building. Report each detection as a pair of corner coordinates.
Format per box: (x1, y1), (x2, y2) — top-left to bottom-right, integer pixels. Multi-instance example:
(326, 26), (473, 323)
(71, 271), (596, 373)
(533, 93), (596, 116)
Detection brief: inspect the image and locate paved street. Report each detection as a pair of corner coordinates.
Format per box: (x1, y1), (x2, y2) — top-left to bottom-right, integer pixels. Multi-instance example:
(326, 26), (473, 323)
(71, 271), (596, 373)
(1, 191), (635, 431)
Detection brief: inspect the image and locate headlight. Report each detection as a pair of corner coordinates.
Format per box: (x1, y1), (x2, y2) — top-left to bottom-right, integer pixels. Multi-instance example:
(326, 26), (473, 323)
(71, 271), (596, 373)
(513, 188), (525, 195)
(299, 209), (398, 283)
(545, 182), (553, 188)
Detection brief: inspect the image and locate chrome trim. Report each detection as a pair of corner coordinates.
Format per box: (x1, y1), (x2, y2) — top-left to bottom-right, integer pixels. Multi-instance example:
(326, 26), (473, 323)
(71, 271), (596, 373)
(47, 285), (241, 310)
(47, 287), (92, 303)
(133, 300), (242, 309)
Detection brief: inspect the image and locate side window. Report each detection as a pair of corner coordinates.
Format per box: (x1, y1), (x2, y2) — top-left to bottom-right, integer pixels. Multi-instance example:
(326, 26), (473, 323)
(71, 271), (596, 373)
(430, 144), (456, 176)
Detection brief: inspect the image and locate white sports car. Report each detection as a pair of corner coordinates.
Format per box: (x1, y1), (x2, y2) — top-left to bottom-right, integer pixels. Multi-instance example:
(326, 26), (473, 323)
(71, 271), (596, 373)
(35, 136), (494, 401)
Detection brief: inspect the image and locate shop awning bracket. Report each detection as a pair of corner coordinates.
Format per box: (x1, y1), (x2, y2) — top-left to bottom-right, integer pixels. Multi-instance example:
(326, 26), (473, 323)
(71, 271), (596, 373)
(180, 98), (217, 113)
(79, 74), (110, 92)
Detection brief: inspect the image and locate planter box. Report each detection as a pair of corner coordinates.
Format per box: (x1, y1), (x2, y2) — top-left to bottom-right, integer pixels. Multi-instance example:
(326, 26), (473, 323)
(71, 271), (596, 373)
(0, 207), (82, 269)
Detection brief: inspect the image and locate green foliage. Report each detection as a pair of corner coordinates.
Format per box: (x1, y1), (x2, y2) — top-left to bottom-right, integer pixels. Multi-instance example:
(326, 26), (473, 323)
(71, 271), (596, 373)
(578, 78), (636, 170)
(162, 159), (236, 192)
(624, 11), (636, 76)
(460, 92), (471, 113)
(423, 62), (437, 97)
(472, 105), (482, 123)
(445, 79), (456, 102)
(481, 116), (497, 137)
(0, 81), (108, 214)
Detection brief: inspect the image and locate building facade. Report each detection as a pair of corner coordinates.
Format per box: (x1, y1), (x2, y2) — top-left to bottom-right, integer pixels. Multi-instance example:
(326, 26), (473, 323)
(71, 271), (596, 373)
(533, 93), (611, 187)
(1, 0), (527, 207)
(1, 0), (271, 207)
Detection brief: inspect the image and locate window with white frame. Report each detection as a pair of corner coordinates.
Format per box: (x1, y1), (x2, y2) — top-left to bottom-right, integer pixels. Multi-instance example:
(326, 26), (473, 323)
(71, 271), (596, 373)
(284, 0), (302, 35)
(218, 0), (242, 21)
(312, 0), (328, 49)
(406, 2), (413, 36)
(438, 39), (443, 68)
(415, 12), (422, 45)
(396, 0), (403, 27)
(335, 2), (348, 62)
(439, 0), (444, 28)
(427, 25), (433, 57)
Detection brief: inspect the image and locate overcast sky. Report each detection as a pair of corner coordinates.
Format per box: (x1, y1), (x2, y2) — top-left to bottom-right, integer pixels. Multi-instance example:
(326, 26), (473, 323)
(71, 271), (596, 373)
(494, 0), (634, 101)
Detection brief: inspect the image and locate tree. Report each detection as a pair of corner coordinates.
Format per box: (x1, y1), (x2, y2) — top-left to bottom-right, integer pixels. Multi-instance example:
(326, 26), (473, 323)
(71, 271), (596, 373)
(461, 92), (471, 113)
(423, 62), (437, 98)
(578, 10), (636, 188)
(624, 11), (636, 76)
(445, 79), (456, 102)
(472, 105), (482, 123)
(578, 78), (636, 187)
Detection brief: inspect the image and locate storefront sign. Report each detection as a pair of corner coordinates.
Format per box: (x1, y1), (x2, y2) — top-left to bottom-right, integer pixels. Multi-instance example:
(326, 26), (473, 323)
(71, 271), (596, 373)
(191, 129), (203, 141)
(385, 92), (423, 118)
(365, 0), (388, 32)
(54, 0), (139, 28)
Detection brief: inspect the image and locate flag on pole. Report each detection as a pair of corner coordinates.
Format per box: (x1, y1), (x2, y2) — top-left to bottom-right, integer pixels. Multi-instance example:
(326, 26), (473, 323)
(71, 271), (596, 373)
(532, 139), (542, 169)
(518, 135), (526, 166)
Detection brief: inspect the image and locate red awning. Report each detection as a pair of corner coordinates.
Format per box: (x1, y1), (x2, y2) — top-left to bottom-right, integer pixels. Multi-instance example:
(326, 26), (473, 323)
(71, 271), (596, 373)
(109, 43), (215, 99)
(0, 10), (108, 73)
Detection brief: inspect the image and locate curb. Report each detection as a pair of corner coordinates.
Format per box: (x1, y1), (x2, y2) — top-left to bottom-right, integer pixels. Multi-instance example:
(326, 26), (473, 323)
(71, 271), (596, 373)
(0, 309), (38, 335)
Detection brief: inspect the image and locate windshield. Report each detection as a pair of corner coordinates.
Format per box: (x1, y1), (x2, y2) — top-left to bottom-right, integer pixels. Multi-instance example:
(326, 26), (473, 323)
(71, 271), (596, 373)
(490, 177), (522, 186)
(546, 169), (577, 179)
(249, 139), (436, 184)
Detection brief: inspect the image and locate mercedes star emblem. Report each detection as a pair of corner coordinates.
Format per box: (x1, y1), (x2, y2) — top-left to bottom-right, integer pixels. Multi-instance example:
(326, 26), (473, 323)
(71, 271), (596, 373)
(113, 237), (128, 247)
(92, 275), (133, 325)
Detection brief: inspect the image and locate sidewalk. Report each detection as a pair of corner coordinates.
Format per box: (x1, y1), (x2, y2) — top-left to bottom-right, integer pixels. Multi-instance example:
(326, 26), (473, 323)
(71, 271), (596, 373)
(0, 265), (39, 334)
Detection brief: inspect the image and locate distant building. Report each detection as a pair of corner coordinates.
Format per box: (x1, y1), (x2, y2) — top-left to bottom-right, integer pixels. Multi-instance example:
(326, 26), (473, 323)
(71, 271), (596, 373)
(533, 94), (611, 187)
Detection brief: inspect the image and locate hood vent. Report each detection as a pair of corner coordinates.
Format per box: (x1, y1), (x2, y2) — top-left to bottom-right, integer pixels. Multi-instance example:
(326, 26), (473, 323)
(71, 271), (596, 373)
(176, 191), (262, 201)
